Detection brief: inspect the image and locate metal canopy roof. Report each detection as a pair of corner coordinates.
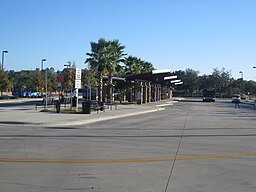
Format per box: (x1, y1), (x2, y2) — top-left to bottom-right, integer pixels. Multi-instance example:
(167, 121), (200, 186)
(126, 70), (172, 84)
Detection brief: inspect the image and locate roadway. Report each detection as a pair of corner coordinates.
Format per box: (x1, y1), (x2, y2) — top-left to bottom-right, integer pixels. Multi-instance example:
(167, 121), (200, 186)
(0, 98), (256, 192)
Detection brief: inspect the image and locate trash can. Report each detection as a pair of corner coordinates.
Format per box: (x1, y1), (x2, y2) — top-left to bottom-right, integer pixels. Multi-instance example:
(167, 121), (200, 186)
(100, 102), (104, 111)
(72, 97), (77, 107)
(82, 100), (91, 114)
(56, 101), (61, 113)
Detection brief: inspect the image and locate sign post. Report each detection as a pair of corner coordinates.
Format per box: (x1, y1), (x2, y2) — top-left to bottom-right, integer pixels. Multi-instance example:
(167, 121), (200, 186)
(75, 68), (82, 112)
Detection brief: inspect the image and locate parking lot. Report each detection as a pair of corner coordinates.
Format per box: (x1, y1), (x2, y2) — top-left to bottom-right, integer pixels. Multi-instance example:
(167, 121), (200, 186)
(0, 98), (256, 192)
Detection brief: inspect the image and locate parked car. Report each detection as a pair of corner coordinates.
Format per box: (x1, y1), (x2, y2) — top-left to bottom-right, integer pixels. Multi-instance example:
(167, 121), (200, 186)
(202, 88), (215, 102)
(29, 92), (41, 98)
(203, 95), (215, 102)
(231, 94), (241, 103)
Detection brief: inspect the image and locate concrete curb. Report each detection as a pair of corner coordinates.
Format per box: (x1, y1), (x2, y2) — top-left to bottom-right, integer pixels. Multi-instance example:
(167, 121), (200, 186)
(53, 107), (166, 127)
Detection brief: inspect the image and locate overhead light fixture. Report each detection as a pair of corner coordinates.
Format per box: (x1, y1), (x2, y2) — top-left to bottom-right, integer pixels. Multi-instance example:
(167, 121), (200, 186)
(171, 79), (181, 84)
(152, 69), (171, 74)
(175, 82), (183, 85)
(164, 75), (177, 80)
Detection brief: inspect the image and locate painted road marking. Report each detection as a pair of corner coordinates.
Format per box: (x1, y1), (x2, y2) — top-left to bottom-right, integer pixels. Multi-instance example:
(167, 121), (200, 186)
(0, 152), (256, 164)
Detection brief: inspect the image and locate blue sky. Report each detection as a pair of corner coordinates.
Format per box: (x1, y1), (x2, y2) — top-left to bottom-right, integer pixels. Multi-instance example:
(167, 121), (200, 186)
(1, 0), (256, 80)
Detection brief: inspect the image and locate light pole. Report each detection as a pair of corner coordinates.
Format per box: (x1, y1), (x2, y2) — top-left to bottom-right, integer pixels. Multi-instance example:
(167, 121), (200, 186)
(64, 62), (71, 68)
(239, 71), (244, 93)
(41, 59), (47, 108)
(41, 58), (46, 71)
(1, 50), (8, 70)
(239, 71), (243, 80)
(45, 67), (48, 109)
(40, 59), (46, 97)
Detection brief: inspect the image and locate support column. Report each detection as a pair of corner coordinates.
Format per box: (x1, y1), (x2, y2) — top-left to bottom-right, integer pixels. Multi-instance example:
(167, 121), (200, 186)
(127, 87), (132, 102)
(153, 84), (157, 102)
(163, 86), (167, 100)
(143, 82), (147, 104)
(157, 85), (161, 101)
(147, 82), (151, 103)
(136, 81), (143, 104)
(167, 86), (171, 99)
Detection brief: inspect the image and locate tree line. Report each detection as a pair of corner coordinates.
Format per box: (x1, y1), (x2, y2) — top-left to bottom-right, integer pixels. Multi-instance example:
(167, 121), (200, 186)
(1, 38), (256, 98)
(173, 68), (256, 97)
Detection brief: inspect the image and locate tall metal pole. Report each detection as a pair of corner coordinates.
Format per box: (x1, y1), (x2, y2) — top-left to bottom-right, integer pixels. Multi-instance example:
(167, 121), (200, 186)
(239, 71), (243, 80)
(1, 50), (8, 70)
(239, 71), (244, 93)
(41, 58), (46, 71)
(45, 68), (48, 109)
(41, 59), (47, 108)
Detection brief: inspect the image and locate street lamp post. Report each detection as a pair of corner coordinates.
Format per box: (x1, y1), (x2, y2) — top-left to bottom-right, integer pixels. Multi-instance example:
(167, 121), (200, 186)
(239, 71), (243, 80)
(40, 59), (46, 97)
(64, 62), (71, 68)
(1, 50), (8, 70)
(41, 59), (47, 108)
(239, 71), (244, 93)
(45, 67), (48, 109)
(41, 58), (46, 71)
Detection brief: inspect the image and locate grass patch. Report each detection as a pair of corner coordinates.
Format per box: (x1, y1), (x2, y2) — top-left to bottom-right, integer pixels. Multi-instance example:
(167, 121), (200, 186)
(40, 109), (55, 113)
(40, 108), (83, 114)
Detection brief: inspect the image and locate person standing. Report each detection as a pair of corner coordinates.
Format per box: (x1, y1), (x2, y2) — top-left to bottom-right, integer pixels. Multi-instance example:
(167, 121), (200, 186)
(234, 98), (240, 108)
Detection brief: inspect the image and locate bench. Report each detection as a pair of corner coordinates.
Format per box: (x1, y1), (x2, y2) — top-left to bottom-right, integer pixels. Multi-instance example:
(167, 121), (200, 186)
(91, 100), (104, 113)
(104, 99), (117, 110)
(35, 98), (57, 110)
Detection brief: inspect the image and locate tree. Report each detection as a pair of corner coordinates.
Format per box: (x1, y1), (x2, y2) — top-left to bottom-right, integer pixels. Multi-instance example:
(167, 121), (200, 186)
(61, 66), (75, 93)
(86, 38), (109, 103)
(123, 56), (154, 75)
(244, 80), (256, 95)
(47, 67), (57, 92)
(0, 69), (9, 96)
(33, 69), (44, 94)
(105, 40), (126, 101)
(123, 56), (142, 75)
(211, 68), (231, 97)
(182, 68), (200, 95)
(198, 75), (215, 91)
(86, 38), (126, 103)
(140, 61), (155, 73)
(12, 70), (35, 96)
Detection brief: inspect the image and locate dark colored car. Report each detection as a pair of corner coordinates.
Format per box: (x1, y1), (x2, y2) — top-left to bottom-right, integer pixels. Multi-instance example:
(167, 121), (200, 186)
(203, 95), (216, 102)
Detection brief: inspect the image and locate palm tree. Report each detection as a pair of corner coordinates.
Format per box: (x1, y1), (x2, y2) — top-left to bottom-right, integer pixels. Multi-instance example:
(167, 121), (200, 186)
(86, 38), (126, 103)
(123, 56), (154, 75)
(123, 56), (155, 102)
(123, 56), (142, 75)
(106, 40), (126, 102)
(85, 38), (109, 103)
(140, 61), (155, 73)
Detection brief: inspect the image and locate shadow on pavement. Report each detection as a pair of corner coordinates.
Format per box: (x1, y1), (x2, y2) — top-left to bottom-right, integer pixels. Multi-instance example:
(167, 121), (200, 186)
(0, 100), (39, 107)
(0, 121), (42, 125)
(1, 133), (256, 138)
(179, 99), (203, 103)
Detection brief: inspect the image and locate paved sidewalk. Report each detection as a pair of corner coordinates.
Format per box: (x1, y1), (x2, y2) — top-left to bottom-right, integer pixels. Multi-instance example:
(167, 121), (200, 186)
(0, 98), (180, 127)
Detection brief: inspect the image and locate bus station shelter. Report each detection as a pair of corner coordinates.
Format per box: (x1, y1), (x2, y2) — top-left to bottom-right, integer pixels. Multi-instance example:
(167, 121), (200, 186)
(125, 69), (175, 104)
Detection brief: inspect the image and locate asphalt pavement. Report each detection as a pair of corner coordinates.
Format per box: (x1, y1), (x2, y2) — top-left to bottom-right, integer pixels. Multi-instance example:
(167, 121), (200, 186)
(1, 98), (256, 192)
(0, 98), (179, 127)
